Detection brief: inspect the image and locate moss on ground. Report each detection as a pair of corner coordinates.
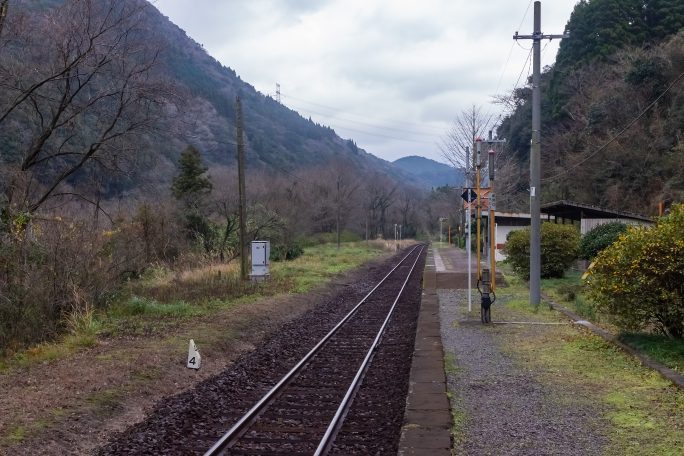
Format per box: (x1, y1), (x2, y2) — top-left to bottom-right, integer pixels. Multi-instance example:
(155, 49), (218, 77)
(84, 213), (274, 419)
(498, 269), (684, 455)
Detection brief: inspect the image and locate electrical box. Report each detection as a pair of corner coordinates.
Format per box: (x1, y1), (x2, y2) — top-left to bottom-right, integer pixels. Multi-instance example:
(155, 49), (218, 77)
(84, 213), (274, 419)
(251, 241), (270, 280)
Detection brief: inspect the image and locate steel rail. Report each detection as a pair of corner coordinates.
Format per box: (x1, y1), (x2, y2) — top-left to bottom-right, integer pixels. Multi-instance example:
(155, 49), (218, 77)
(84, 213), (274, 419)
(314, 245), (425, 455)
(204, 244), (423, 456)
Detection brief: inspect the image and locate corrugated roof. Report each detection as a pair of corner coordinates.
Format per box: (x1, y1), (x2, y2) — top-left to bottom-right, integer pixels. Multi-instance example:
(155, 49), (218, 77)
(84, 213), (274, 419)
(540, 200), (653, 222)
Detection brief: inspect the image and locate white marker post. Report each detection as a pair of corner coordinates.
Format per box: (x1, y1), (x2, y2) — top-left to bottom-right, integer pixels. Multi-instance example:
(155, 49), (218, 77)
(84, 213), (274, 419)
(187, 339), (201, 370)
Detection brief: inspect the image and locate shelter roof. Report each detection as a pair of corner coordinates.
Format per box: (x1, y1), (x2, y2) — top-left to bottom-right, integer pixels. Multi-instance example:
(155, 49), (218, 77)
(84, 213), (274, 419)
(540, 200), (653, 223)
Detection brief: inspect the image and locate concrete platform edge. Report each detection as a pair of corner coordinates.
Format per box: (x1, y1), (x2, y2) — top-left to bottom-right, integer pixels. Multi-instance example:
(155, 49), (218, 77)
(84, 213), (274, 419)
(398, 249), (452, 456)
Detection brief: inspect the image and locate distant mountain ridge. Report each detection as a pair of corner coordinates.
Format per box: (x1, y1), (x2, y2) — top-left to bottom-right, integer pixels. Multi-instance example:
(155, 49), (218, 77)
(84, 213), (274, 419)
(393, 156), (464, 189)
(5, 0), (423, 194)
(144, 1), (416, 183)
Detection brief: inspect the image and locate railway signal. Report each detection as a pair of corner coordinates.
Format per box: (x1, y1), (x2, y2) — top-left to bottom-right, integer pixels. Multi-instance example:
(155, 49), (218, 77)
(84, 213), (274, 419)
(461, 188), (477, 203)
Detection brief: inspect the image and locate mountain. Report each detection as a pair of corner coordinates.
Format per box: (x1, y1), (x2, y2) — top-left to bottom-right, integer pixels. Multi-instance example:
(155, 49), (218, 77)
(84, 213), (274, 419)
(143, 1), (422, 185)
(393, 156), (464, 189)
(1, 0), (421, 206)
(496, 0), (684, 214)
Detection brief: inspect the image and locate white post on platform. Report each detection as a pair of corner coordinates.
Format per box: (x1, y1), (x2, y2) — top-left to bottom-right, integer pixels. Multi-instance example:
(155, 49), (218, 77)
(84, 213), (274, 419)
(466, 149), (473, 313)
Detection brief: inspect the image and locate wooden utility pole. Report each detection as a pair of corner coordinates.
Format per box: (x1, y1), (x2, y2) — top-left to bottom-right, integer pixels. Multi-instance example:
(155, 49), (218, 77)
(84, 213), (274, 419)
(235, 96), (248, 281)
(514, 1), (566, 307)
(485, 131), (506, 291)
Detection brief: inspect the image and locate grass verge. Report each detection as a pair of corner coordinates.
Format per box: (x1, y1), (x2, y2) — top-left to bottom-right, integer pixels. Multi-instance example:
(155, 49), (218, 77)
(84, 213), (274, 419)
(499, 268), (684, 455)
(536, 266), (684, 375)
(619, 333), (684, 374)
(444, 353), (467, 448)
(1, 242), (389, 369)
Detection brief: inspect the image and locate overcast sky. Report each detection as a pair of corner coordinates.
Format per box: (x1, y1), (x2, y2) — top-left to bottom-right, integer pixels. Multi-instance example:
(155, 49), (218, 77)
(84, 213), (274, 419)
(153, 0), (578, 164)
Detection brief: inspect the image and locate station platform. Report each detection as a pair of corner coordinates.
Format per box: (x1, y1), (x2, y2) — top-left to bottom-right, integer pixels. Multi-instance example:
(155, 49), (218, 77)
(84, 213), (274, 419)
(398, 245), (478, 456)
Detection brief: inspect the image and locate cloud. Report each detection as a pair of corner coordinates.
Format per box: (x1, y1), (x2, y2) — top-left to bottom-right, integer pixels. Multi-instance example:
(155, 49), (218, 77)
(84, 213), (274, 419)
(153, 0), (578, 163)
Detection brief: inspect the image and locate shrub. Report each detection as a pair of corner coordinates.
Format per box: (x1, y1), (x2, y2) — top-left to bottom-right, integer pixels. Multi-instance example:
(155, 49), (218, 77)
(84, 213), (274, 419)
(270, 242), (304, 261)
(586, 204), (684, 339)
(1, 218), (120, 354)
(504, 223), (580, 280)
(305, 231), (362, 245)
(579, 222), (628, 260)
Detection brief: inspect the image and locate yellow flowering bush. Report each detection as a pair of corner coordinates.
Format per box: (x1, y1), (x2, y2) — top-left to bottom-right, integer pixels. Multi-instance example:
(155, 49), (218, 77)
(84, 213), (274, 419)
(586, 204), (684, 338)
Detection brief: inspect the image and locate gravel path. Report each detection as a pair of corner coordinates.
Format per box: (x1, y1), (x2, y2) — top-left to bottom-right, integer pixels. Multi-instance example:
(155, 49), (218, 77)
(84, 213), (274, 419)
(439, 289), (608, 455)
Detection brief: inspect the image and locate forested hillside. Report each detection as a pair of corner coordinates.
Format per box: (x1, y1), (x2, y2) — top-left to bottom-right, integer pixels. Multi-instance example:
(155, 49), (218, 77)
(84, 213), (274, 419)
(0, 0), (413, 208)
(0, 0), (449, 354)
(498, 0), (684, 214)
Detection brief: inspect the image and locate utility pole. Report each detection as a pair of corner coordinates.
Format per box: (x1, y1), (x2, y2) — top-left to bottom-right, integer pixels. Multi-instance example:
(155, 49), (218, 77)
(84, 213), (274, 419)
(466, 146), (472, 313)
(276, 83), (281, 104)
(485, 131), (505, 291)
(475, 140), (482, 281)
(514, 1), (566, 307)
(439, 218), (443, 243)
(236, 96), (248, 281)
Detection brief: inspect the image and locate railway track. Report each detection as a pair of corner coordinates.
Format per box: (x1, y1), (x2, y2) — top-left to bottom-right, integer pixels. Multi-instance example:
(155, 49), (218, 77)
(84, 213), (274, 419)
(205, 244), (425, 456)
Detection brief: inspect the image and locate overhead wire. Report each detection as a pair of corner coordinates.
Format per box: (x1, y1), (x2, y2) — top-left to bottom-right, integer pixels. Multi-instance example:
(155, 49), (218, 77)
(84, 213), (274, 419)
(482, 47), (533, 134)
(282, 93), (444, 132)
(480, 0), (535, 134)
(542, 70), (684, 183)
(285, 101), (439, 138)
(278, 93), (441, 146)
(310, 121), (437, 145)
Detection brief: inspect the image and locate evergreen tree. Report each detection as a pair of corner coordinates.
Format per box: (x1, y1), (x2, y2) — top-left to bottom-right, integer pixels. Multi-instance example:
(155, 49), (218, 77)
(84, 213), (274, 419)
(171, 145), (215, 253)
(172, 145), (212, 208)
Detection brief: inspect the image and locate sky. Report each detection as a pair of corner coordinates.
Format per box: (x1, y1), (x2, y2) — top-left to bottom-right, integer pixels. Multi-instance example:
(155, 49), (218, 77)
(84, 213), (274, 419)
(153, 0), (579, 164)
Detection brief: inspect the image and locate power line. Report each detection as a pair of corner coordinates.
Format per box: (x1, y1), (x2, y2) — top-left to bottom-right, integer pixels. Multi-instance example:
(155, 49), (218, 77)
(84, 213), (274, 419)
(281, 93), (445, 132)
(542, 70), (684, 183)
(480, 0), (534, 132)
(287, 102), (438, 139)
(321, 122), (437, 145)
(482, 47), (533, 133)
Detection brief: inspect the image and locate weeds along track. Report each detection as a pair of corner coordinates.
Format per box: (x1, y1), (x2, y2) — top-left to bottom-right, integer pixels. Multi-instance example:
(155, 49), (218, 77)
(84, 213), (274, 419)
(99, 245), (427, 456)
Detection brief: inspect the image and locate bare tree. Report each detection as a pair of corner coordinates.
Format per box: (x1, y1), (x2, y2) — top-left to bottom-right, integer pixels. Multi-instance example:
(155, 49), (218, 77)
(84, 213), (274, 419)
(0, 0), (171, 219)
(440, 105), (493, 170)
(363, 174), (397, 240)
(396, 188), (421, 239)
(308, 161), (360, 247)
(441, 104), (524, 213)
(0, 0), (8, 37)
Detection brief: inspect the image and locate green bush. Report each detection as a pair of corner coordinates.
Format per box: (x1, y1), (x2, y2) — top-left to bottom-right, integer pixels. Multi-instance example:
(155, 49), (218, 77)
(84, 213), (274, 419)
(579, 222), (628, 260)
(270, 242), (304, 261)
(586, 204), (684, 339)
(504, 223), (580, 280)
